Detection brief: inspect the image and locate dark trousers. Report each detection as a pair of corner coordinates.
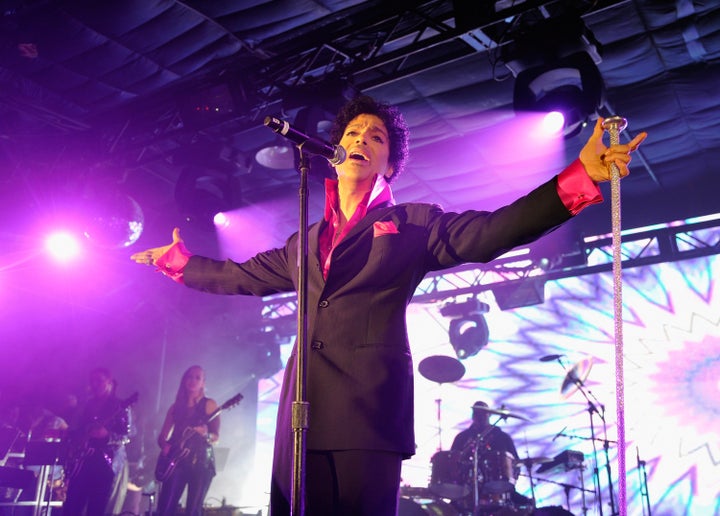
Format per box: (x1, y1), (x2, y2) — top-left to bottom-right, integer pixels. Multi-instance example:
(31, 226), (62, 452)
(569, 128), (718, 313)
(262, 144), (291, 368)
(63, 452), (114, 515)
(156, 460), (214, 516)
(270, 449), (403, 516)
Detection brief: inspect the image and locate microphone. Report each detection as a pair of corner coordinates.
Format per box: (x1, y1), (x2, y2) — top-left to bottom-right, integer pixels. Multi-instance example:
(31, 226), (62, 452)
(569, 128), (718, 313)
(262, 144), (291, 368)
(539, 354), (564, 362)
(552, 426), (567, 441)
(263, 116), (346, 165)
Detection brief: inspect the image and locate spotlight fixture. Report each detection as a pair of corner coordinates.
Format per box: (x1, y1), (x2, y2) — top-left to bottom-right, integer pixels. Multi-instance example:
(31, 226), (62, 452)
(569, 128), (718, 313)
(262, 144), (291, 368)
(513, 52), (604, 138)
(492, 279), (545, 311)
(174, 165), (241, 228)
(254, 140), (296, 170)
(255, 75), (358, 174)
(505, 14), (605, 138)
(440, 298), (490, 360)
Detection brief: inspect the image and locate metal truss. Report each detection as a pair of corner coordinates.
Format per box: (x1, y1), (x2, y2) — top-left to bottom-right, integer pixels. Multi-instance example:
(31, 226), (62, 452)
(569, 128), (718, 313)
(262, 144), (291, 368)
(260, 216), (720, 319)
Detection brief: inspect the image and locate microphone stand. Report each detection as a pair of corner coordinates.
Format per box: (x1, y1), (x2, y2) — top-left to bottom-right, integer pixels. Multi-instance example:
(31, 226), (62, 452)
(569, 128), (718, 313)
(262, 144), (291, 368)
(291, 147), (311, 516)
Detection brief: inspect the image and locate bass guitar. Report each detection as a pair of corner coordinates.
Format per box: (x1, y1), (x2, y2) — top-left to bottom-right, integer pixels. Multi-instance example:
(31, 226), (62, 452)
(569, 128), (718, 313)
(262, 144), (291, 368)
(65, 391), (139, 479)
(155, 392), (243, 482)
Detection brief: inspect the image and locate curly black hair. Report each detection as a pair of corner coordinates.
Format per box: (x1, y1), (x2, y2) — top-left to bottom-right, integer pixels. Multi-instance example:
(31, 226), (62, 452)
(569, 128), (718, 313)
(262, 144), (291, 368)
(328, 95), (409, 183)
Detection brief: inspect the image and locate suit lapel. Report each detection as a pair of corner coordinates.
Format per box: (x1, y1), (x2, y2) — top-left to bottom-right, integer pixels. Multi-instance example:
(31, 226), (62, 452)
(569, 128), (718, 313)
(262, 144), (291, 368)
(308, 220), (325, 285)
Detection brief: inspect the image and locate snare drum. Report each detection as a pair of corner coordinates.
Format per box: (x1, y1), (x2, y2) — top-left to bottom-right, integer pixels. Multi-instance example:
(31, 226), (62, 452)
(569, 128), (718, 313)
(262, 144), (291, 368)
(429, 450), (471, 500)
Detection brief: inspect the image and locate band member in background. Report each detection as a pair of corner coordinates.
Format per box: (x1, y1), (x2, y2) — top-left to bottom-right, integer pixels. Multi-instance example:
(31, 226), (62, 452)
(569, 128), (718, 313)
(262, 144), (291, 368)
(451, 401), (520, 463)
(450, 401), (534, 514)
(131, 94), (646, 515)
(63, 367), (132, 515)
(155, 365), (219, 516)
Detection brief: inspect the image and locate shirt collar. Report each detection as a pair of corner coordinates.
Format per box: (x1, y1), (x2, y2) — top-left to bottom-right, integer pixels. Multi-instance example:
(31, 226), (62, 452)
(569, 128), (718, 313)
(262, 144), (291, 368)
(323, 174), (396, 222)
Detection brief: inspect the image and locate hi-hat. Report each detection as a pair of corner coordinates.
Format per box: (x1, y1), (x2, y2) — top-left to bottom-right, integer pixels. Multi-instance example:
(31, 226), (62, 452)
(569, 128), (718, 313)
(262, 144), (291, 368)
(561, 358), (594, 398)
(473, 405), (530, 421)
(418, 355), (465, 383)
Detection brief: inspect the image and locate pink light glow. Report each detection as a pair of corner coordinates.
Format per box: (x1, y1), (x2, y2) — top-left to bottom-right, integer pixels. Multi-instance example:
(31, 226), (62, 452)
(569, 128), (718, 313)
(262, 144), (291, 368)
(45, 231), (82, 262)
(213, 211), (230, 228)
(542, 111), (565, 134)
(214, 203), (285, 262)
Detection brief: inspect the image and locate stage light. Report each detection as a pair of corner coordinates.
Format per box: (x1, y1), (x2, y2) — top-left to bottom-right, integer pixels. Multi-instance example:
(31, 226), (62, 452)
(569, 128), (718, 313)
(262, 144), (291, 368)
(441, 298), (490, 360)
(174, 165), (242, 228)
(513, 52), (604, 138)
(45, 231), (81, 262)
(448, 314), (489, 360)
(213, 212), (229, 228)
(254, 140), (295, 170)
(505, 15), (605, 138)
(492, 279), (545, 311)
(255, 76), (358, 174)
(542, 111), (565, 134)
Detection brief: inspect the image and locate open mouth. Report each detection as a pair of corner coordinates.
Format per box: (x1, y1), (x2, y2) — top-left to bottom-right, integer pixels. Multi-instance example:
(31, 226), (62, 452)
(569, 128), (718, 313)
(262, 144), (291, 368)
(348, 151), (368, 161)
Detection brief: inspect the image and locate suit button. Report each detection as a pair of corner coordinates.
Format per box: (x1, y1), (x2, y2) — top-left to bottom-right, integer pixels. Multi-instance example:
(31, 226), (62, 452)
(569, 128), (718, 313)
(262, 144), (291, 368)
(318, 299), (329, 308)
(311, 340), (324, 350)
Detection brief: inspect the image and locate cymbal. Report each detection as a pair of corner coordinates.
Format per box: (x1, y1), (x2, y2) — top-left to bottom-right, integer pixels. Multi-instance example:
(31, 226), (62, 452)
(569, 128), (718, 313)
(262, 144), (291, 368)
(561, 358), (594, 398)
(516, 456), (553, 468)
(418, 355), (465, 383)
(474, 405), (530, 421)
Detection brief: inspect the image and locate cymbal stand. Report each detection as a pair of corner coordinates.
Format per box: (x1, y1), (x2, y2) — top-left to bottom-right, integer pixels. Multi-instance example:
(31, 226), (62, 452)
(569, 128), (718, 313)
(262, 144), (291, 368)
(636, 447), (652, 515)
(572, 375), (617, 515)
(578, 460), (589, 516)
(470, 426), (494, 516)
(432, 383), (450, 452)
(533, 475), (594, 515)
(524, 462), (538, 506)
(435, 396), (442, 451)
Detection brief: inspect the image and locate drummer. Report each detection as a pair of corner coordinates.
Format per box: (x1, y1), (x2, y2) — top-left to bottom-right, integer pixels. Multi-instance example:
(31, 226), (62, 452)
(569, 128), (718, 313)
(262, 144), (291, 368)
(451, 401), (519, 461)
(450, 401), (534, 512)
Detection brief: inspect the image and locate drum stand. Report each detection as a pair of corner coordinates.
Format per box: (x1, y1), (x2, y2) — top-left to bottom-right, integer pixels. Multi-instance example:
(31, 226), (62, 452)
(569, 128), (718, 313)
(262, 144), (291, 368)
(574, 382), (617, 515)
(635, 447), (652, 516)
(469, 427), (494, 514)
(417, 355), (466, 451)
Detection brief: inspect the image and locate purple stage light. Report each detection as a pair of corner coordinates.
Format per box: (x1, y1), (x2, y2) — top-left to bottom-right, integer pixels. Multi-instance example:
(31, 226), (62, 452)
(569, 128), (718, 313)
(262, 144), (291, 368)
(45, 231), (82, 262)
(213, 211), (229, 228)
(542, 111), (565, 134)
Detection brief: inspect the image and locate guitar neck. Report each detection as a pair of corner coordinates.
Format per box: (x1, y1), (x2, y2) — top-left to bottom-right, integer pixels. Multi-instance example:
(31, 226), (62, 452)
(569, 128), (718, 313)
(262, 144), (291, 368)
(176, 394), (242, 444)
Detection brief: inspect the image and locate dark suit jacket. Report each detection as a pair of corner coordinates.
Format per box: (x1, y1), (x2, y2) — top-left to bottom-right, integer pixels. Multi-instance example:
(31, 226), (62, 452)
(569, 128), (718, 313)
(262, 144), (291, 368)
(183, 176), (571, 488)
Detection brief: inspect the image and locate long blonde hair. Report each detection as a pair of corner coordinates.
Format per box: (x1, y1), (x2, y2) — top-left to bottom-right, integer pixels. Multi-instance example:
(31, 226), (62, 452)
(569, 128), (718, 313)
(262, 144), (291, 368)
(174, 365), (205, 407)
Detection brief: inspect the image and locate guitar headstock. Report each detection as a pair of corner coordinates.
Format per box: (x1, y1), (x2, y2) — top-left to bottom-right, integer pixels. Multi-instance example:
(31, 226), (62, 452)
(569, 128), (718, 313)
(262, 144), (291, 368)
(221, 393), (244, 411)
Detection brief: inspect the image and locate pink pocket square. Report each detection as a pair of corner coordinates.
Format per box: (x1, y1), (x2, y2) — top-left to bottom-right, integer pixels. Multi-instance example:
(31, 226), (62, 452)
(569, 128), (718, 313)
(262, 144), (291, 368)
(373, 220), (399, 238)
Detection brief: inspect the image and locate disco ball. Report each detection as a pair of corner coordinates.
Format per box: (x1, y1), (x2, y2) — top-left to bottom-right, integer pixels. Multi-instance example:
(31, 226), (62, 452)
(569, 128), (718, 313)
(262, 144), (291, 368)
(83, 192), (145, 249)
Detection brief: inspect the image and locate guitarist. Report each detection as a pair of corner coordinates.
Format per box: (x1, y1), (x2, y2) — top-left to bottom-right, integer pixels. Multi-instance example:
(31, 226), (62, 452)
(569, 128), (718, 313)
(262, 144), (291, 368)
(64, 367), (133, 515)
(156, 365), (219, 516)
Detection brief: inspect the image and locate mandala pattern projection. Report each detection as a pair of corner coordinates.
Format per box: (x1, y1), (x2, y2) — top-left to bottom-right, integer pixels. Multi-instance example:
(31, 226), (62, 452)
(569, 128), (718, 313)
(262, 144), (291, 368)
(253, 255), (719, 515)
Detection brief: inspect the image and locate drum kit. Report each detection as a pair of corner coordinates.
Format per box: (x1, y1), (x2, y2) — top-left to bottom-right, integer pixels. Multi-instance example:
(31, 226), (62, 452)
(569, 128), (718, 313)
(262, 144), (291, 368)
(399, 355), (596, 516)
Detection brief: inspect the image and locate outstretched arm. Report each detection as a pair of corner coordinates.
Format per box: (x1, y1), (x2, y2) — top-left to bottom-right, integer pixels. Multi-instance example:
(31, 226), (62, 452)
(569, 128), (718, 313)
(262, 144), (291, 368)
(130, 227), (185, 267)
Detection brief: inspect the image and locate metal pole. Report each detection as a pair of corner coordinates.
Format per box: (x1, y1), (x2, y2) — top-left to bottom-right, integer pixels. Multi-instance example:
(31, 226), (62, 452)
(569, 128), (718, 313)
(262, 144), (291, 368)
(602, 115), (628, 516)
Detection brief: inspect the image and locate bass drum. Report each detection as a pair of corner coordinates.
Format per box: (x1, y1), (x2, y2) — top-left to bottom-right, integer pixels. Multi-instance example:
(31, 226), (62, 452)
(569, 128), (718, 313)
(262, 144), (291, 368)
(429, 450), (470, 499)
(398, 496), (459, 516)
